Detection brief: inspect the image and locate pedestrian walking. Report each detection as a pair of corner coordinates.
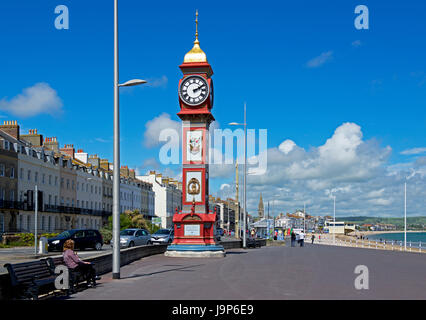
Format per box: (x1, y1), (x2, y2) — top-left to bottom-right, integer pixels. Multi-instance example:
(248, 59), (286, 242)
(311, 234), (315, 244)
(299, 231), (305, 247)
(291, 231), (296, 247)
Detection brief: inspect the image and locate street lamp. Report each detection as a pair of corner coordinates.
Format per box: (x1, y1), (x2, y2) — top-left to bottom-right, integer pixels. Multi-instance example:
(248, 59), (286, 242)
(229, 103), (247, 248)
(332, 195), (336, 245)
(113, 0), (147, 280)
(404, 171), (417, 251)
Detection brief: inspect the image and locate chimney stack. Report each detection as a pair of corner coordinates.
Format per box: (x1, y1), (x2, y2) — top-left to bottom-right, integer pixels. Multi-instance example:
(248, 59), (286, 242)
(120, 165), (130, 177)
(21, 128), (43, 146)
(0, 120), (20, 140)
(43, 137), (59, 153)
(88, 154), (100, 168)
(75, 149), (88, 163)
(59, 144), (75, 158)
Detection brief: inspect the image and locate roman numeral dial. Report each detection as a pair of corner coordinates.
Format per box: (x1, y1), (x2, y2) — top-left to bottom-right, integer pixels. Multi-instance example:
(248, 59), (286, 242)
(179, 75), (210, 106)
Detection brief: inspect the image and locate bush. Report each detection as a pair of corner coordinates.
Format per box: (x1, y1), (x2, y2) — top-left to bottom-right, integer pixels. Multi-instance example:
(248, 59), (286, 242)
(11, 233), (59, 246)
(99, 228), (112, 244)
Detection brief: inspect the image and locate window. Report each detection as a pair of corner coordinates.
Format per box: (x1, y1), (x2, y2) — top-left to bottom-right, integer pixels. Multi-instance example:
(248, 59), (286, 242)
(61, 178), (64, 188)
(74, 230), (85, 238)
(66, 179), (69, 189)
(55, 196), (58, 206)
(28, 170), (31, 181)
(55, 176), (58, 186)
(4, 140), (9, 150)
(77, 182), (79, 191)
(91, 185), (93, 193)
(86, 230), (96, 237)
(72, 199), (74, 207)
(77, 200), (80, 207)
(20, 168), (23, 179)
(10, 167), (15, 179)
(35, 172), (38, 182)
(49, 175), (52, 185)
(42, 174), (45, 184)
(48, 195), (52, 205)
(0, 164), (4, 177)
(10, 190), (14, 202)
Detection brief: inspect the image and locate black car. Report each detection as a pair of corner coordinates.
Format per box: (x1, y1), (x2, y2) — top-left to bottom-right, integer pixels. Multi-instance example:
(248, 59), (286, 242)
(47, 229), (103, 252)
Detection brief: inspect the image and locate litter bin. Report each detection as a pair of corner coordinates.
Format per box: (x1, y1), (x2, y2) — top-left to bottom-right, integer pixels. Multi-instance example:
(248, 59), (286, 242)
(38, 237), (48, 254)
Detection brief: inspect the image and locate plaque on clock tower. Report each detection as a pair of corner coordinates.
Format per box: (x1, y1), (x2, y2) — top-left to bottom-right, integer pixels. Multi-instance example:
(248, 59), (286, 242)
(165, 11), (225, 258)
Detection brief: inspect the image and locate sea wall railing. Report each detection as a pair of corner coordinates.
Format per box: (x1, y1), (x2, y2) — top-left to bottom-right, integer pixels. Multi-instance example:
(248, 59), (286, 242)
(314, 234), (424, 254)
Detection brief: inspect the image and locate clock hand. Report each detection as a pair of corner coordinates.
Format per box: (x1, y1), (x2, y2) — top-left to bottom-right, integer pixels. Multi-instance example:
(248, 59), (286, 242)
(193, 85), (205, 92)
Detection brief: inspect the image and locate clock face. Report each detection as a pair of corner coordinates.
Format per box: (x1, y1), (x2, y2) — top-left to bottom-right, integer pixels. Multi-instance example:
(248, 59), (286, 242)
(179, 75), (209, 106)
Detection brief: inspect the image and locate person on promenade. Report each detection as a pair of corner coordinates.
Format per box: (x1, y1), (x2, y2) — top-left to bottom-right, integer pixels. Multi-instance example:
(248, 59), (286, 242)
(299, 231), (305, 247)
(291, 231), (296, 247)
(295, 231), (300, 246)
(311, 234), (315, 244)
(63, 239), (100, 288)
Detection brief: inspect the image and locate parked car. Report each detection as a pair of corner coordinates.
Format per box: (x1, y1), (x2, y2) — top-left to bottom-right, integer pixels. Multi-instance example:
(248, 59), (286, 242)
(151, 228), (174, 244)
(47, 229), (103, 252)
(110, 228), (152, 248)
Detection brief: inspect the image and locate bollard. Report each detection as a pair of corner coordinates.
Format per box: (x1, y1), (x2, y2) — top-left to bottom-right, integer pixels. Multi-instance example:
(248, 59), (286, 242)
(410, 241), (412, 252)
(375, 240), (378, 249)
(391, 240), (394, 251)
(420, 241), (422, 253)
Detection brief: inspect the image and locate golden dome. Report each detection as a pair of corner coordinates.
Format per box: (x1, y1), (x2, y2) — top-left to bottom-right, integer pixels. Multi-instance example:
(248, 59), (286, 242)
(183, 10), (208, 63)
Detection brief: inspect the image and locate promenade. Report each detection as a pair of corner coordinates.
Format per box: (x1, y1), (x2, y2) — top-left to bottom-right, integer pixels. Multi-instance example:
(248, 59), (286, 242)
(68, 242), (426, 300)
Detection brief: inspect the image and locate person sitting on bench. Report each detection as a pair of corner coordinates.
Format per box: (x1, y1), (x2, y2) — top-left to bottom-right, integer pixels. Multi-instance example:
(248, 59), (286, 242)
(63, 239), (100, 287)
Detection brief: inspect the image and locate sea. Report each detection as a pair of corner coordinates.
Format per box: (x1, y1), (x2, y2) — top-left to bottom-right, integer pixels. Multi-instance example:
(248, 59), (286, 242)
(367, 232), (426, 247)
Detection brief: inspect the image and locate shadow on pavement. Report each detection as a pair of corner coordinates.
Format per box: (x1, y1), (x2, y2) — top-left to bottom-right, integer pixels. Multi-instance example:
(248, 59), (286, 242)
(120, 264), (205, 280)
(225, 251), (248, 255)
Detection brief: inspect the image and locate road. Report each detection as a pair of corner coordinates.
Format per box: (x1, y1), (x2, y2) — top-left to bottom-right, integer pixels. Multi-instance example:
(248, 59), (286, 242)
(68, 242), (426, 300)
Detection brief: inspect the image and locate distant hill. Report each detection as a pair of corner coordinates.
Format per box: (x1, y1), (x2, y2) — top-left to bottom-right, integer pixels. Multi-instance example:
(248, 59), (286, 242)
(338, 216), (426, 229)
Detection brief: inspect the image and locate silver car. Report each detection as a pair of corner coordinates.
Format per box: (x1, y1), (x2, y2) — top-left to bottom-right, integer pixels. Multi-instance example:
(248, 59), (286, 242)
(110, 228), (152, 248)
(151, 228), (174, 244)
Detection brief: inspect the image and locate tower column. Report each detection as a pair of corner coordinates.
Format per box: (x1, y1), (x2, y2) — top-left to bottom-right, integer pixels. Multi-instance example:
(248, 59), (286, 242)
(165, 11), (224, 258)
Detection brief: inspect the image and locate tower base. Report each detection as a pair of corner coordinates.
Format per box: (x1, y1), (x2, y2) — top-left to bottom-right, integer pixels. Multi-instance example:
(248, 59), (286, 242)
(165, 244), (225, 258)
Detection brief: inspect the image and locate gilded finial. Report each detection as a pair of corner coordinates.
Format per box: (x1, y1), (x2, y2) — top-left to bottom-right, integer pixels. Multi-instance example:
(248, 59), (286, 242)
(195, 9), (199, 43)
(183, 9), (207, 63)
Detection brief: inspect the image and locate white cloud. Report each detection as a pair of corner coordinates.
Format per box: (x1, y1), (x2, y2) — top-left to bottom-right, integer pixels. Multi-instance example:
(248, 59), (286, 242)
(306, 51), (333, 68)
(146, 76), (168, 88)
(0, 83), (63, 117)
(143, 113), (181, 148)
(278, 139), (296, 154)
(212, 122), (426, 217)
(401, 147), (426, 155)
(94, 138), (109, 143)
(352, 40), (362, 47)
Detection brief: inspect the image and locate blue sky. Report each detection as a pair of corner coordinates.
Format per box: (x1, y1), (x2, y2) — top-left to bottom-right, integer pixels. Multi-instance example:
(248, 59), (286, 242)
(0, 0), (425, 217)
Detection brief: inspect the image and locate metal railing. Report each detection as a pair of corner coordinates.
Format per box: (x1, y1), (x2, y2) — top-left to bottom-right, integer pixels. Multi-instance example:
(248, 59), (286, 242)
(314, 234), (424, 254)
(0, 200), (111, 217)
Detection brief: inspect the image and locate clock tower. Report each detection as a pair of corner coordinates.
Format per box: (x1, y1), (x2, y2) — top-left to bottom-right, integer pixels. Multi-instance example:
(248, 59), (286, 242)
(165, 11), (225, 258)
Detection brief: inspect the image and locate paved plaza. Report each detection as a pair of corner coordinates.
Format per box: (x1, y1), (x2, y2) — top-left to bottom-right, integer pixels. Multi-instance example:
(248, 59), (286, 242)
(69, 243), (426, 300)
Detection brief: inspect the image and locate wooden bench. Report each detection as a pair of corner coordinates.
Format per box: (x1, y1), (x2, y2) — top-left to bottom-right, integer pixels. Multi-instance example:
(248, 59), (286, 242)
(44, 257), (90, 294)
(4, 260), (57, 300)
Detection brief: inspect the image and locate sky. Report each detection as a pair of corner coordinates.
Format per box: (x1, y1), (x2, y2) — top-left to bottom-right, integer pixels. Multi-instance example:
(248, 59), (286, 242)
(0, 0), (425, 218)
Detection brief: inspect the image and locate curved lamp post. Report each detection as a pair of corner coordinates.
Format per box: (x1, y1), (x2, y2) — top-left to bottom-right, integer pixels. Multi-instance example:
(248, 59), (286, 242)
(113, 0), (147, 280)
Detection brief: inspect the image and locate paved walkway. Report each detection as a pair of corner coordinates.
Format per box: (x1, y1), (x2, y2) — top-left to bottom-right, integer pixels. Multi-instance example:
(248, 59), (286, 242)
(69, 243), (426, 300)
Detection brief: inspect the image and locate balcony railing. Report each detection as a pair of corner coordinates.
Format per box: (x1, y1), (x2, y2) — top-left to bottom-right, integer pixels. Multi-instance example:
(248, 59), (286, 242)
(0, 201), (112, 217)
